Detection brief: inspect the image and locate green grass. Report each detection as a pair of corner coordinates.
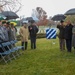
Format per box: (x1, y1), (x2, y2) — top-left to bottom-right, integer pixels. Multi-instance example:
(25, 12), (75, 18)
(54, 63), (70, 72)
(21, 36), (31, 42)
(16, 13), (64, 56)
(0, 38), (75, 75)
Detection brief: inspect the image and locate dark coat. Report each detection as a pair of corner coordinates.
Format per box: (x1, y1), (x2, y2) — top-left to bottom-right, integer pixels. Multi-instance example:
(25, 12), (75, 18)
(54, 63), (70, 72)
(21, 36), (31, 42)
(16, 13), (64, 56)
(57, 25), (65, 39)
(72, 25), (75, 47)
(64, 24), (73, 39)
(0, 26), (5, 43)
(28, 25), (38, 37)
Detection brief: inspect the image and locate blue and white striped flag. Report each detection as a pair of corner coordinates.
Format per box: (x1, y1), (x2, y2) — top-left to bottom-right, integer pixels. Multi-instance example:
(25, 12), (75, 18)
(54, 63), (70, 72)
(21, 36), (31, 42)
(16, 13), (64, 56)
(46, 28), (56, 39)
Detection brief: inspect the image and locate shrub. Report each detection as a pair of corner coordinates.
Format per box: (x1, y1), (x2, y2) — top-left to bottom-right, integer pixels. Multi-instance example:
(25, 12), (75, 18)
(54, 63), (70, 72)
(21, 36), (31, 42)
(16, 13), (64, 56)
(17, 33), (46, 41)
(36, 33), (46, 38)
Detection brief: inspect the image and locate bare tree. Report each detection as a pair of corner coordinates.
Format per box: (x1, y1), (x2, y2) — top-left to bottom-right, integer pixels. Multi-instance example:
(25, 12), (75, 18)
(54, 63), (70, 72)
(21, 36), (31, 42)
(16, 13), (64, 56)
(35, 7), (47, 20)
(0, 0), (22, 13)
(31, 7), (49, 26)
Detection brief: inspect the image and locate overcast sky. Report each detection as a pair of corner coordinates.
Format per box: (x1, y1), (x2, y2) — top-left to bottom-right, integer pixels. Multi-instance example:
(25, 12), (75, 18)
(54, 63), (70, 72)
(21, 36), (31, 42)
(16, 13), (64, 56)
(17, 0), (75, 18)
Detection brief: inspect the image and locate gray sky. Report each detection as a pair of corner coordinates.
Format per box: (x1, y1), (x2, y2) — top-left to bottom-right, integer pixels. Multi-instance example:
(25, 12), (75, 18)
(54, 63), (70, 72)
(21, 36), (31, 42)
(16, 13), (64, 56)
(17, 0), (75, 18)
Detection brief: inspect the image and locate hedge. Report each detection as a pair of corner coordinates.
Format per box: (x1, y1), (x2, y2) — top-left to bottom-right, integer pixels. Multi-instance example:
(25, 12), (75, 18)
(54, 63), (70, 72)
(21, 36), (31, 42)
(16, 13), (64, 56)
(17, 33), (46, 41)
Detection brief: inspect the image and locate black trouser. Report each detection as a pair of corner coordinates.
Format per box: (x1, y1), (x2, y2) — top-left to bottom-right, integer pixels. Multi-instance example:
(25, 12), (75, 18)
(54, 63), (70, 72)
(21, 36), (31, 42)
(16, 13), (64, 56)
(30, 36), (36, 49)
(21, 42), (28, 50)
(59, 38), (65, 50)
(66, 39), (72, 52)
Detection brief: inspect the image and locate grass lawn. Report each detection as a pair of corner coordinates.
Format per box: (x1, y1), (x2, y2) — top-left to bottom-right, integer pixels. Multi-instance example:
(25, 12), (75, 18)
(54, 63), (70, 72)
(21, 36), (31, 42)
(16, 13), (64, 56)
(0, 38), (75, 75)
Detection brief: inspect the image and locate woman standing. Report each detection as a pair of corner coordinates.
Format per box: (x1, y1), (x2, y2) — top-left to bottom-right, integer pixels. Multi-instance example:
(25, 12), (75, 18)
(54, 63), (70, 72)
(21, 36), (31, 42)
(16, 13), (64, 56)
(19, 22), (29, 50)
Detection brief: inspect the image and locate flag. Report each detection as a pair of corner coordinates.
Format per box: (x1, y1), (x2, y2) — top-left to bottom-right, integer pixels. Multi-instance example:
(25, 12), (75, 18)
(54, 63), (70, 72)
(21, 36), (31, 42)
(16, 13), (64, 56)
(46, 28), (56, 39)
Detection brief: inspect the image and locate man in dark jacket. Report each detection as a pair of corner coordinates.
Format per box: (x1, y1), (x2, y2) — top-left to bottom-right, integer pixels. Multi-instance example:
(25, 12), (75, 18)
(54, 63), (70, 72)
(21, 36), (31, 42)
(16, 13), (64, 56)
(57, 20), (65, 50)
(64, 21), (73, 52)
(28, 20), (38, 49)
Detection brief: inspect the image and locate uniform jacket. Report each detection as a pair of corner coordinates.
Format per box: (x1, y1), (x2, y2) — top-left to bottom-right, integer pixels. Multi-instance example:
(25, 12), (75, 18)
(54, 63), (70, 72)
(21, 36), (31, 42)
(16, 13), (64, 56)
(57, 25), (65, 39)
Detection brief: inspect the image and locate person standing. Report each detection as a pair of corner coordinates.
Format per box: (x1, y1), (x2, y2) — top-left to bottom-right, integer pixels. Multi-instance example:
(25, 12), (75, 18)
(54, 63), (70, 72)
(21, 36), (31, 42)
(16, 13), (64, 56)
(0, 20), (6, 52)
(57, 20), (65, 50)
(0, 20), (5, 43)
(2, 21), (9, 42)
(6, 22), (12, 41)
(7, 23), (16, 41)
(28, 20), (38, 49)
(19, 22), (29, 50)
(72, 24), (75, 49)
(64, 21), (73, 52)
